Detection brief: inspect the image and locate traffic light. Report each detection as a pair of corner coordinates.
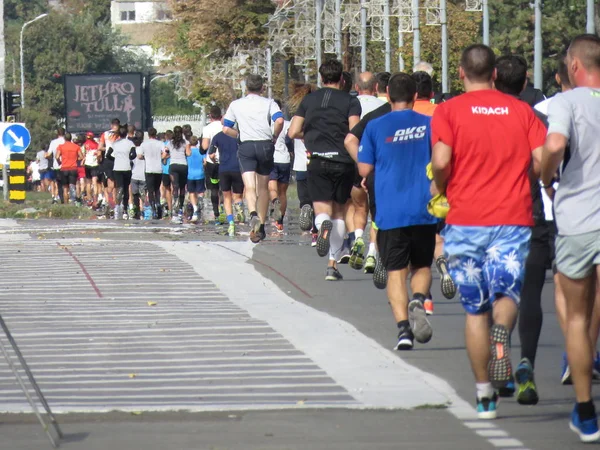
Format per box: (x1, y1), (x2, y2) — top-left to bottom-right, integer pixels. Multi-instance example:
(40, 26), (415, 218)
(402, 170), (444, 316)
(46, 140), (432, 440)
(3, 91), (21, 117)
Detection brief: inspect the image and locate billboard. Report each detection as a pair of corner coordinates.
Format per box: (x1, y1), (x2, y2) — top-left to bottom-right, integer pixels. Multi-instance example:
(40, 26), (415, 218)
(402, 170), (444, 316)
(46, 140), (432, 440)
(64, 73), (147, 133)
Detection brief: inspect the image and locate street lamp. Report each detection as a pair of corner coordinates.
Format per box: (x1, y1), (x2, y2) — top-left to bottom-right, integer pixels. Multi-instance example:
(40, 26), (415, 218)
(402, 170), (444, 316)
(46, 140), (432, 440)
(20, 13), (48, 110)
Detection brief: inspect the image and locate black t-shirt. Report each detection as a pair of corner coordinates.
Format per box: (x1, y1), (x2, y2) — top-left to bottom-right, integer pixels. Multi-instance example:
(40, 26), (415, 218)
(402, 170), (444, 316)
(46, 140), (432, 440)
(349, 103), (392, 141)
(296, 88), (361, 164)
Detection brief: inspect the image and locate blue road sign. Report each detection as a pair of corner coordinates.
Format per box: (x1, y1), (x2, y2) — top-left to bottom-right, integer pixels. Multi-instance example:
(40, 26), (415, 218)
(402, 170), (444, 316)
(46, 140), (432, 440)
(2, 124), (31, 153)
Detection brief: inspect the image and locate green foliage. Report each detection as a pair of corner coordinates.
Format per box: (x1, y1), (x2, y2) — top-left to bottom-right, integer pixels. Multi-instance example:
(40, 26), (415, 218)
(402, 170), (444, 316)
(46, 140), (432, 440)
(151, 79), (202, 116)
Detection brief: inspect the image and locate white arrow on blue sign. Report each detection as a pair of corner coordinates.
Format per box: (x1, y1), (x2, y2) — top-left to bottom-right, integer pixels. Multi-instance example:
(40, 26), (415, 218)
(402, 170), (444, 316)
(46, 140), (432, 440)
(2, 124), (31, 153)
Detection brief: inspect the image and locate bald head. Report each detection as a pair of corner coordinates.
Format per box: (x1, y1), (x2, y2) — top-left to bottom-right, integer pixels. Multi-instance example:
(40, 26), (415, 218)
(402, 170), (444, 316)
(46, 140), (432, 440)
(355, 72), (377, 95)
(414, 61), (434, 77)
(460, 44), (496, 83)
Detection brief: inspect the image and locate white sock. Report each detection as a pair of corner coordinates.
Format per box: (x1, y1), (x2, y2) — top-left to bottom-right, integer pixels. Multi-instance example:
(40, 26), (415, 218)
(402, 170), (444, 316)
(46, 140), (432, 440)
(368, 242), (377, 257)
(193, 204), (198, 213)
(476, 382), (494, 400)
(329, 219), (346, 261)
(315, 213), (331, 231)
(355, 228), (364, 240)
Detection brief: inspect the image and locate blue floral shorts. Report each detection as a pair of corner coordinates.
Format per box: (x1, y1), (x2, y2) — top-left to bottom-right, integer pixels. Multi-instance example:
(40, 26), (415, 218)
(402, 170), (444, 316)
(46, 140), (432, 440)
(441, 225), (531, 315)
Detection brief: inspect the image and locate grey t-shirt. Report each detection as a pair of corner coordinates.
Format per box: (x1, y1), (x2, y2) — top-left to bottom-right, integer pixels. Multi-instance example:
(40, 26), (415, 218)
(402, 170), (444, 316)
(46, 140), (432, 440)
(548, 87), (600, 235)
(132, 149), (145, 181)
(139, 139), (164, 174)
(37, 150), (48, 171)
(166, 141), (187, 166)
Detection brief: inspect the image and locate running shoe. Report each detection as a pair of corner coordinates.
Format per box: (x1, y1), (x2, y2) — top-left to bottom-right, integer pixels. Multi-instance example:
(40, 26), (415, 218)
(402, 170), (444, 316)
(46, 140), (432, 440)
(408, 299), (433, 344)
(171, 214), (181, 224)
(316, 220), (332, 257)
(272, 199), (282, 222)
(349, 237), (365, 270)
(515, 358), (539, 405)
(373, 256), (388, 290)
(364, 255), (376, 274)
(498, 378), (515, 398)
(337, 243), (351, 264)
(128, 205), (135, 218)
(395, 324), (414, 351)
(299, 204), (314, 231)
(311, 233), (318, 247)
(123, 213), (129, 220)
(476, 393), (498, 420)
(228, 223), (235, 237)
(489, 324), (512, 390)
(424, 299), (434, 316)
(275, 222), (284, 233)
(191, 213), (199, 224)
(114, 205), (122, 220)
(570, 405), (600, 443)
(235, 204), (245, 224)
(436, 255), (457, 299)
(325, 266), (343, 281)
(249, 215), (262, 243)
(561, 352), (572, 385)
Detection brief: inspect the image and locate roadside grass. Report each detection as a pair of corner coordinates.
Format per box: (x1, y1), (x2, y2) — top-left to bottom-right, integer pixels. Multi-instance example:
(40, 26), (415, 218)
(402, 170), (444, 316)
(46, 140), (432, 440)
(0, 191), (95, 219)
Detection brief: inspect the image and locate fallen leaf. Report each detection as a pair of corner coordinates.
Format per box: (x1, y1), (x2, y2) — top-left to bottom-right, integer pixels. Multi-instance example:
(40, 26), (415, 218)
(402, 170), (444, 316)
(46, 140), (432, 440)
(147, 301), (157, 307)
(129, 373), (137, 379)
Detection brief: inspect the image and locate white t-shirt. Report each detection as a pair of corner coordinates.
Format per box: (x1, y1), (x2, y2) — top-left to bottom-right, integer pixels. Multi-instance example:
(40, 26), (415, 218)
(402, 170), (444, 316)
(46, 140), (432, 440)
(224, 94), (282, 142)
(131, 150), (145, 181)
(202, 121), (223, 164)
(358, 95), (385, 119)
(293, 139), (308, 172)
(37, 150), (49, 171)
(139, 139), (164, 174)
(108, 139), (135, 172)
(274, 121), (291, 164)
(534, 97), (556, 222)
(30, 161), (40, 182)
(48, 137), (65, 170)
(166, 140), (187, 166)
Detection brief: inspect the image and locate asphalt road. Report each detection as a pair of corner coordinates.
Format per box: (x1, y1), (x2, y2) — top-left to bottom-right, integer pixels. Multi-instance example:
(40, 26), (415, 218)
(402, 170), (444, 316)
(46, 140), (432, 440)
(0, 213), (591, 450)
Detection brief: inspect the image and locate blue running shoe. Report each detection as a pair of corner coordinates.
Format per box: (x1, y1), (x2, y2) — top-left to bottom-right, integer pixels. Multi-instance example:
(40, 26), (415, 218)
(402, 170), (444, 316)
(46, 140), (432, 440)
(476, 393), (498, 420)
(561, 352), (572, 385)
(498, 378), (515, 398)
(570, 405), (600, 443)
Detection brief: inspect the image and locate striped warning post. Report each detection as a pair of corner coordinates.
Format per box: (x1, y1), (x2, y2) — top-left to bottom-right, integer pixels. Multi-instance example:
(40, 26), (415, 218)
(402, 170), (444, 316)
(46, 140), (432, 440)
(9, 153), (26, 204)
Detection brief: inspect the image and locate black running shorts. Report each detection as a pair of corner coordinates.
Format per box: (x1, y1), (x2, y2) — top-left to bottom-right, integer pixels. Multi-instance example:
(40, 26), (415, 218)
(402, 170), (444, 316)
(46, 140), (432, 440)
(60, 170), (78, 186)
(220, 171), (244, 194)
(238, 141), (275, 176)
(161, 173), (172, 188)
(377, 224), (437, 272)
(307, 158), (355, 205)
(85, 166), (99, 179)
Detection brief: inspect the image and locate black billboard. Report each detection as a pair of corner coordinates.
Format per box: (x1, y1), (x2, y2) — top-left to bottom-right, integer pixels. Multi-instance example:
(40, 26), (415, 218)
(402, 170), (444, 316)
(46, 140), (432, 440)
(64, 73), (149, 134)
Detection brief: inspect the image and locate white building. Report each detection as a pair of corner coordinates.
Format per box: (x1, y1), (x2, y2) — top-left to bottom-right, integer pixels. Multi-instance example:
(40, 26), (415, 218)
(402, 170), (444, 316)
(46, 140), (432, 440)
(110, 0), (172, 67)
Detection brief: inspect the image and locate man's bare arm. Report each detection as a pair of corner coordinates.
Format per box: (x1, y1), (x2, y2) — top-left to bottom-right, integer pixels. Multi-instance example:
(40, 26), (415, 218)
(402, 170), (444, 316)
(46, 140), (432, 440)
(288, 116), (305, 140)
(344, 134), (360, 164)
(431, 141), (452, 194)
(540, 133), (566, 187)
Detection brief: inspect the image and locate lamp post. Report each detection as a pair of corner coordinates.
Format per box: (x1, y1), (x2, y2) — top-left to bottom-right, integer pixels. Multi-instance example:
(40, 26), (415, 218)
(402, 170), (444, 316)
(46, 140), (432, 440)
(20, 13), (48, 110)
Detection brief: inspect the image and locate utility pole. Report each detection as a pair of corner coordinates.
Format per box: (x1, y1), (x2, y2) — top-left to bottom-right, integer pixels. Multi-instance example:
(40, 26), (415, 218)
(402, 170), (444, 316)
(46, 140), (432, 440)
(384, 0), (391, 72)
(360, 0), (367, 72)
(266, 47), (273, 98)
(482, 0), (489, 45)
(412, 0), (421, 67)
(533, 0), (542, 89)
(335, 0), (342, 60)
(316, 0), (323, 86)
(440, 0), (448, 93)
(587, 0), (596, 34)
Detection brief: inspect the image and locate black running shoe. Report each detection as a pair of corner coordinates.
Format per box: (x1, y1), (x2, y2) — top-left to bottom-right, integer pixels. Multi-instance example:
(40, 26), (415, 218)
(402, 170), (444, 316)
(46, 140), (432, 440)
(299, 204), (314, 231)
(395, 324), (414, 351)
(325, 266), (343, 281)
(436, 255), (457, 299)
(249, 215), (262, 244)
(489, 324), (513, 390)
(316, 220), (332, 257)
(373, 256), (388, 290)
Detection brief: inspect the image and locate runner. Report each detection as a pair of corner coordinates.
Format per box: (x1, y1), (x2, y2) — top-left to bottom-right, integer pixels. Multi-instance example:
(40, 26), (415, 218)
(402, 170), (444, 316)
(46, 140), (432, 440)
(166, 125), (188, 224)
(46, 127), (65, 204)
(106, 125), (136, 220)
(223, 74), (284, 243)
(202, 107), (224, 223)
(430, 44), (546, 420)
(209, 130), (243, 237)
(36, 147), (51, 194)
(83, 132), (100, 208)
(161, 130), (173, 219)
(56, 132), (84, 204)
(344, 72), (386, 271)
(74, 134), (86, 204)
(99, 119), (121, 213)
(288, 59), (361, 281)
(138, 127), (164, 220)
(540, 34), (600, 442)
(130, 131), (146, 220)
(269, 100), (292, 233)
(357, 72), (436, 351)
(375, 72), (391, 102)
(414, 61), (434, 76)
(185, 135), (206, 224)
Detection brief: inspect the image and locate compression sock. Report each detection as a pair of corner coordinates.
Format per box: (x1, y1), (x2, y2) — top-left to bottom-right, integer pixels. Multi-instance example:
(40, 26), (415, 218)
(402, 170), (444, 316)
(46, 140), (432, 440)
(329, 219), (346, 261)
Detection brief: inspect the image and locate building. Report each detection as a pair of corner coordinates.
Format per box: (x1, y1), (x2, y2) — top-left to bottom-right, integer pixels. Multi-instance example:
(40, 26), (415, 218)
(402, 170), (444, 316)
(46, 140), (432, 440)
(110, 0), (172, 67)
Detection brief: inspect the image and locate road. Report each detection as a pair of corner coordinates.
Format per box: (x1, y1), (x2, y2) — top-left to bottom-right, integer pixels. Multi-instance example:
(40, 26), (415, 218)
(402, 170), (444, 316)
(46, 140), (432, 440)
(0, 214), (589, 450)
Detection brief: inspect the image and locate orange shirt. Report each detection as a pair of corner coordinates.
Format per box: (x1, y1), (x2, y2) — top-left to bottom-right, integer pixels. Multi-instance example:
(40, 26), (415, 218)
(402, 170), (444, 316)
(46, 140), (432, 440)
(58, 142), (81, 171)
(413, 99), (438, 117)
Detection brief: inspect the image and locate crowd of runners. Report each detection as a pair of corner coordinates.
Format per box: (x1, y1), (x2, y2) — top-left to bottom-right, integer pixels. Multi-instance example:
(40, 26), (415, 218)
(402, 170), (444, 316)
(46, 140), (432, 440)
(33, 33), (600, 442)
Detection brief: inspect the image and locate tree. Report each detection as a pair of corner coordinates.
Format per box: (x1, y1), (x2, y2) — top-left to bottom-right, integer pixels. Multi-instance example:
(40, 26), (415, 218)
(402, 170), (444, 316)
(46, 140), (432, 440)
(151, 78), (202, 116)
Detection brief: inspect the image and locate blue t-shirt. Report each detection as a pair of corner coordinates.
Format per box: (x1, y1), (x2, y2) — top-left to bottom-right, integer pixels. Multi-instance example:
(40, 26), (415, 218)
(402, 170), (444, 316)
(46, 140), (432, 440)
(162, 141), (170, 175)
(187, 147), (206, 180)
(358, 109), (437, 230)
(211, 132), (239, 172)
